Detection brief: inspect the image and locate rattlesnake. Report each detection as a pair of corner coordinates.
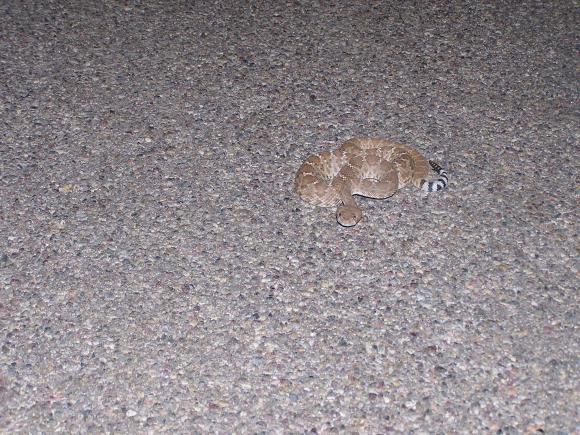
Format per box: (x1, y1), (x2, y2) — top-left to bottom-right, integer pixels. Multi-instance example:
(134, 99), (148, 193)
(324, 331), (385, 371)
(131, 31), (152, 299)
(295, 138), (448, 226)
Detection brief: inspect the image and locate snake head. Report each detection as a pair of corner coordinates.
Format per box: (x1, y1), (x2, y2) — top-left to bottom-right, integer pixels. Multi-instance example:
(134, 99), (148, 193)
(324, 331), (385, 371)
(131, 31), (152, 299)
(336, 206), (363, 227)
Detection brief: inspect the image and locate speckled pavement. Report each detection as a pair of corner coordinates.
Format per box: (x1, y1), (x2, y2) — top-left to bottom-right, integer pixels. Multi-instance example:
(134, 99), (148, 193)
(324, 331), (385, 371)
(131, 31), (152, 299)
(1, 1), (577, 433)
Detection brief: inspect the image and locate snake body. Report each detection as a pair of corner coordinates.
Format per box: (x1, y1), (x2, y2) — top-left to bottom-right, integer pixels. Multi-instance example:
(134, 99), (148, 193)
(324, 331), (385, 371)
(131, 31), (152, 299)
(295, 138), (448, 226)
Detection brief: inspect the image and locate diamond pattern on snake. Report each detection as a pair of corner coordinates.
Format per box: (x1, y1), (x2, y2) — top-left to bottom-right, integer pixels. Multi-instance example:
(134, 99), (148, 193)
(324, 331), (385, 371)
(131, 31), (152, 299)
(295, 138), (449, 227)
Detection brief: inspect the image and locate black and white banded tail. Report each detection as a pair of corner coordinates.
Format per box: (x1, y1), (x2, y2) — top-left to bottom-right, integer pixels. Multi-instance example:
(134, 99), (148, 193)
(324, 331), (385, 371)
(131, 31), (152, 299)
(421, 161), (449, 192)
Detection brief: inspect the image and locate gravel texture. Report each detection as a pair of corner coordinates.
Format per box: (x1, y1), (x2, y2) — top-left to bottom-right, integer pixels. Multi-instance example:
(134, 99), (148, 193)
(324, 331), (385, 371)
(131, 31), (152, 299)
(1, 1), (578, 433)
